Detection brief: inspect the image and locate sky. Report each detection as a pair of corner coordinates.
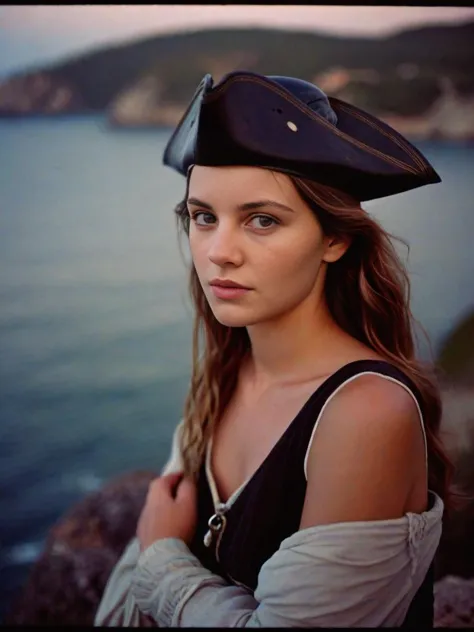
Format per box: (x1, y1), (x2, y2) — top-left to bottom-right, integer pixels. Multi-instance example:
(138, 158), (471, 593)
(1, 5), (474, 77)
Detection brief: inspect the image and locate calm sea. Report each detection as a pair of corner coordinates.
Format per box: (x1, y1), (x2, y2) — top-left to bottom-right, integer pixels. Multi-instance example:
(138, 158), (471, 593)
(0, 116), (473, 618)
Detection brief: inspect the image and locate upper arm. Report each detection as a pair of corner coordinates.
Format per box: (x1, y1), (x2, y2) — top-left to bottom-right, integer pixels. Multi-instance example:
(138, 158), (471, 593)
(299, 374), (426, 530)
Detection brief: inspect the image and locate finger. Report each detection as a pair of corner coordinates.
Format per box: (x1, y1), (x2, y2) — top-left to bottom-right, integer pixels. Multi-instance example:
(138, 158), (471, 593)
(150, 472), (184, 497)
(176, 477), (197, 505)
(163, 471), (184, 489)
(152, 472), (183, 488)
(146, 472), (179, 497)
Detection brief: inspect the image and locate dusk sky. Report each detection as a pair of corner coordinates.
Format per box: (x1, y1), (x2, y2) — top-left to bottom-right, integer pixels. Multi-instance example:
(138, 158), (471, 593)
(1, 5), (474, 77)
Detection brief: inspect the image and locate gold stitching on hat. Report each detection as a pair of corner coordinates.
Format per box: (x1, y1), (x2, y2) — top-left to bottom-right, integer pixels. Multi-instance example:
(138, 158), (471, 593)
(287, 121), (298, 132)
(336, 103), (428, 173)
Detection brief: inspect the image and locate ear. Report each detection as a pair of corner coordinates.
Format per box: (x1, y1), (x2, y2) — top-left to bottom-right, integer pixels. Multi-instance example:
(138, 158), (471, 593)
(322, 235), (352, 263)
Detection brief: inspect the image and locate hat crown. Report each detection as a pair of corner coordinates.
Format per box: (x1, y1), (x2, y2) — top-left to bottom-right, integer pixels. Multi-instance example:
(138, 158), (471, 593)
(268, 75), (338, 125)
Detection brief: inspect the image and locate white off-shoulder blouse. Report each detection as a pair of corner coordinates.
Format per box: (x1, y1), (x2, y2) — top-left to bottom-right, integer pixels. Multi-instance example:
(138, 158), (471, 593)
(94, 417), (444, 627)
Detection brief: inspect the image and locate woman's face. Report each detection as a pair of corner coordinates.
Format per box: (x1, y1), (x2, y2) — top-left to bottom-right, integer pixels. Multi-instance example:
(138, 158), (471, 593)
(187, 165), (341, 328)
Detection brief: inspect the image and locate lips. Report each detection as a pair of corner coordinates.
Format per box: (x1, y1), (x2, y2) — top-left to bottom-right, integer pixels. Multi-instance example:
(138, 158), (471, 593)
(209, 279), (251, 300)
(209, 279), (250, 290)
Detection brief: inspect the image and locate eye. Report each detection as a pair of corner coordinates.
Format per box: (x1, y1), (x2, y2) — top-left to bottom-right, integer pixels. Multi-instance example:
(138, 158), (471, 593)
(247, 215), (279, 230)
(190, 211), (216, 226)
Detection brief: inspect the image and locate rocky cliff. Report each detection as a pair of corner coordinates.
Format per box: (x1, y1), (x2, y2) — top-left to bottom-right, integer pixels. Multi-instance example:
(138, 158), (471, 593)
(0, 72), (85, 117)
(1, 22), (473, 140)
(107, 66), (474, 140)
(4, 470), (157, 626)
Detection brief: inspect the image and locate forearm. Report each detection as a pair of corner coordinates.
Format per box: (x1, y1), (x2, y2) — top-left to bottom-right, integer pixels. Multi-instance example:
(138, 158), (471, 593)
(131, 538), (264, 627)
(94, 537), (155, 626)
(127, 511), (443, 629)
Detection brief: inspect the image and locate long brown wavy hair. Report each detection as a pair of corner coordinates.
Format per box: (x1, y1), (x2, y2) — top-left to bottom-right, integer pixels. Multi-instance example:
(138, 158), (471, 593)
(174, 171), (458, 515)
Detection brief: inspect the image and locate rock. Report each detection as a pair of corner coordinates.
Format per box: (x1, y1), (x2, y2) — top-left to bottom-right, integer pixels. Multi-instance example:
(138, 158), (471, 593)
(434, 576), (474, 627)
(0, 72), (85, 116)
(4, 470), (157, 626)
(438, 311), (474, 388)
(329, 71), (474, 141)
(438, 385), (474, 461)
(108, 74), (184, 128)
(434, 383), (474, 582)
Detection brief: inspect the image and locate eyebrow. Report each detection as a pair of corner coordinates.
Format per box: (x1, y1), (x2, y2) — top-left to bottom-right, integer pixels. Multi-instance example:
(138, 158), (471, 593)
(186, 197), (295, 213)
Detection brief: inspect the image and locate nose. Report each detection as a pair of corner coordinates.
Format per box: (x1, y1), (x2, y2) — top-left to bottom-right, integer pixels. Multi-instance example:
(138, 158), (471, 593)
(207, 223), (244, 267)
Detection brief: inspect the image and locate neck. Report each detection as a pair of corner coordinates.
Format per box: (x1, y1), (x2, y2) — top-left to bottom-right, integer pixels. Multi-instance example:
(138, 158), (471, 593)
(245, 294), (344, 390)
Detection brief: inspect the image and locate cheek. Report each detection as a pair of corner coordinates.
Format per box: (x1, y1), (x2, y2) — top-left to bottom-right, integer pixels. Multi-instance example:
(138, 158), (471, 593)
(188, 232), (206, 271)
(258, 236), (323, 288)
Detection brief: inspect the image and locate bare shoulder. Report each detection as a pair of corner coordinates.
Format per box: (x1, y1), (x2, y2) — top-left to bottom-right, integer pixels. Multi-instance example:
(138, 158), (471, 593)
(327, 371), (421, 422)
(315, 372), (423, 461)
(299, 372), (426, 529)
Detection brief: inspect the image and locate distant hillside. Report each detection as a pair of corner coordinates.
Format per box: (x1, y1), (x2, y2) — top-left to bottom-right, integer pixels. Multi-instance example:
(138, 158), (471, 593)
(0, 22), (473, 139)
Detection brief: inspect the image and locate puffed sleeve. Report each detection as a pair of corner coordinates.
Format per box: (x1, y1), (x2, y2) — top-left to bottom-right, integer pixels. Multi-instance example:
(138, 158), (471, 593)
(129, 492), (443, 627)
(93, 420), (184, 626)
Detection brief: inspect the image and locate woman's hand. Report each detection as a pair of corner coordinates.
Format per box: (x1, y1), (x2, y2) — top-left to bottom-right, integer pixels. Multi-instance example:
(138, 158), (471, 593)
(137, 472), (198, 552)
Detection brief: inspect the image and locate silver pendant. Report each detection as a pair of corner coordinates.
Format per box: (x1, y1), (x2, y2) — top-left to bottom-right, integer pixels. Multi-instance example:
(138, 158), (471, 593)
(203, 511), (226, 548)
(203, 529), (213, 547)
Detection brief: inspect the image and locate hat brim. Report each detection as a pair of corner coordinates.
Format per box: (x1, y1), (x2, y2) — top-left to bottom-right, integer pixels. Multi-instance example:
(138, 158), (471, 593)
(163, 71), (441, 202)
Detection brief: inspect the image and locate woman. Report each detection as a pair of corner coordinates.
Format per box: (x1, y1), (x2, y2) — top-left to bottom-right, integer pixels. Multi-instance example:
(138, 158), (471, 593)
(94, 71), (453, 627)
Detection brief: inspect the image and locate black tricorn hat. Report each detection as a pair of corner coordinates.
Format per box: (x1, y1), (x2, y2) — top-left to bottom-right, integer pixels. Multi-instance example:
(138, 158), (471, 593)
(163, 71), (441, 202)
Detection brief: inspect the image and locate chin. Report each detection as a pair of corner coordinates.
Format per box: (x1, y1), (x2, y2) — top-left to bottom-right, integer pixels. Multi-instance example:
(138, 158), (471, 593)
(207, 302), (263, 328)
(210, 308), (254, 328)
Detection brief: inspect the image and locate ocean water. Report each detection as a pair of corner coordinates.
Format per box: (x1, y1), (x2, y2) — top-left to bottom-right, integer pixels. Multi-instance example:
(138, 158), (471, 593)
(0, 116), (473, 619)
